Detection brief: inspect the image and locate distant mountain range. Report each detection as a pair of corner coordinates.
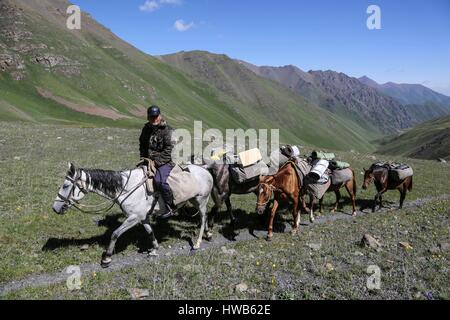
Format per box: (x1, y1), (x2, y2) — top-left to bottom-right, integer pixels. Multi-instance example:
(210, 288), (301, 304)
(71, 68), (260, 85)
(1, 0), (449, 155)
(236, 62), (450, 133)
(358, 76), (450, 106)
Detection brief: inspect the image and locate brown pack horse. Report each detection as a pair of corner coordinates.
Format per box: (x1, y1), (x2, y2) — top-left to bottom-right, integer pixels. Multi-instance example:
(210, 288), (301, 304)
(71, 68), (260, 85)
(362, 165), (413, 212)
(256, 161), (308, 240)
(305, 168), (357, 222)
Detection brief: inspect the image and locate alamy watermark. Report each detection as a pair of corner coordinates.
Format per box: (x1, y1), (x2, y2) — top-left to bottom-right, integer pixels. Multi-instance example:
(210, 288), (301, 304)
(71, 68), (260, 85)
(66, 5), (81, 30)
(366, 265), (381, 290)
(66, 265), (82, 290)
(367, 5), (382, 30)
(171, 121), (280, 166)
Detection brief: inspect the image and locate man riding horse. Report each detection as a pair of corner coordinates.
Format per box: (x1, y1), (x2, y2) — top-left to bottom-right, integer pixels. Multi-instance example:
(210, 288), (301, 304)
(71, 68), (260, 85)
(139, 105), (176, 219)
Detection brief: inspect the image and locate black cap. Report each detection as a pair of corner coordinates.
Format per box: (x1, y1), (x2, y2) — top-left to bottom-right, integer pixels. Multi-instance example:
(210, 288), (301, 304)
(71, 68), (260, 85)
(147, 105), (161, 117)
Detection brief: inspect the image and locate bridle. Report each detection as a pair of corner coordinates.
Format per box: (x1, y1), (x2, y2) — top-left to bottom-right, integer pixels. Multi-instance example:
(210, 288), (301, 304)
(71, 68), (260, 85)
(55, 168), (137, 214)
(55, 171), (88, 207)
(256, 183), (277, 207)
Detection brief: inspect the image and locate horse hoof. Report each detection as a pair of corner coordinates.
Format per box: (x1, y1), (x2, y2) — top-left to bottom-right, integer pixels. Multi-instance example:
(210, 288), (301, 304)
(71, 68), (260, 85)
(205, 232), (213, 241)
(266, 235), (273, 242)
(152, 242), (160, 250)
(309, 217), (315, 223)
(101, 258), (112, 268)
(290, 229), (298, 236)
(352, 212), (357, 217)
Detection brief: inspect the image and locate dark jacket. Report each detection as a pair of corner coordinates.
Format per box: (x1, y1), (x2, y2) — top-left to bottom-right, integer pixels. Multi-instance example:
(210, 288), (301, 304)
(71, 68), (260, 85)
(139, 120), (174, 167)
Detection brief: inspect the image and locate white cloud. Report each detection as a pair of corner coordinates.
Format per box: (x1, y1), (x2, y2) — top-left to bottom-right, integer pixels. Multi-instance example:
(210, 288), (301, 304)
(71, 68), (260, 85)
(139, 0), (160, 12)
(160, 0), (182, 4)
(139, 0), (182, 12)
(174, 19), (195, 32)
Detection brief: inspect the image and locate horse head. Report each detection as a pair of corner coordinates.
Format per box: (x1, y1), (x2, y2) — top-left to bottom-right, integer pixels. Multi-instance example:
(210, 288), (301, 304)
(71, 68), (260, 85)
(256, 175), (275, 215)
(362, 167), (375, 190)
(52, 162), (88, 214)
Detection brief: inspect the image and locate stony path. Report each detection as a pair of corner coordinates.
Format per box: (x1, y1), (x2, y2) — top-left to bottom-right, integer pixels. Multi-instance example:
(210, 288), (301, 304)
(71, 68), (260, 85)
(1, 194), (449, 295)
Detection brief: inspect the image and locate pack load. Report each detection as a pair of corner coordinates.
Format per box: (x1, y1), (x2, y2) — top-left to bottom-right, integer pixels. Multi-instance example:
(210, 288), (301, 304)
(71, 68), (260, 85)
(270, 148), (289, 169)
(329, 160), (350, 170)
(309, 159), (330, 181)
(371, 162), (414, 181)
(210, 148), (229, 161)
(331, 168), (353, 185)
(229, 148), (269, 184)
(304, 177), (331, 200)
(167, 165), (202, 205)
(311, 151), (336, 161)
(303, 156), (331, 199)
(239, 148), (262, 167)
(389, 163), (413, 180)
(282, 145), (301, 158)
(269, 145), (302, 169)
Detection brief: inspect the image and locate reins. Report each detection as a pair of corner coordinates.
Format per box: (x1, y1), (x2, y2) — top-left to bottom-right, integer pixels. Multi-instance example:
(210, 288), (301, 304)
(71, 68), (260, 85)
(57, 168), (146, 214)
(257, 183), (277, 207)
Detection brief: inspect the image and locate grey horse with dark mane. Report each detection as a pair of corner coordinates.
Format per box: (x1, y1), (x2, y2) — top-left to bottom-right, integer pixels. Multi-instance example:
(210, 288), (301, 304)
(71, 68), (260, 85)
(53, 162), (213, 267)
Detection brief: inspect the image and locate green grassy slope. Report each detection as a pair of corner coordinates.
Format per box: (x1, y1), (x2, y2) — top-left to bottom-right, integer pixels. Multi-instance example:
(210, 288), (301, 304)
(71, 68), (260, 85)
(377, 116), (450, 160)
(0, 0), (248, 130)
(0, 0), (375, 152)
(0, 121), (448, 298)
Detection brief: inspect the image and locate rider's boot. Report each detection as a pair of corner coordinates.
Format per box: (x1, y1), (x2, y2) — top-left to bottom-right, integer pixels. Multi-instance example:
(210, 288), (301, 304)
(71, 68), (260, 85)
(158, 189), (177, 219)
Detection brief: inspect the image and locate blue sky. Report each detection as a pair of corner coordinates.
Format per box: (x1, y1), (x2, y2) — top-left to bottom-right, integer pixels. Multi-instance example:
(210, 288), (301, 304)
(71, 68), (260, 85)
(72, 0), (450, 95)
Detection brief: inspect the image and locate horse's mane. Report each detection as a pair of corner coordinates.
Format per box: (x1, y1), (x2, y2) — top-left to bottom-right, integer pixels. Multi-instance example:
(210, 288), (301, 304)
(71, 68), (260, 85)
(81, 168), (124, 196)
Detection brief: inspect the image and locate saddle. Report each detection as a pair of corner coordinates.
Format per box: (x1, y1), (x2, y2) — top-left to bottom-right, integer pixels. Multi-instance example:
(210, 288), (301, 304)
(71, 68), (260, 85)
(291, 157), (311, 187)
(137, 158), (156, 194)
(139, 158), (201, 206)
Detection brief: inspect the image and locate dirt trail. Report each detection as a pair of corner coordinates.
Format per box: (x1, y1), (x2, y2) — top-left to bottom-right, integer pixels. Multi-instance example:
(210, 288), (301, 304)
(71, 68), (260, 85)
(1, 194), (449, 296)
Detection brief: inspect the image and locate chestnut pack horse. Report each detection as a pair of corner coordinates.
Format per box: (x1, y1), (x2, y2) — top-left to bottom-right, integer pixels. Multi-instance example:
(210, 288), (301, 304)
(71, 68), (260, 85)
(305, 168), (357, 222)
(362, 165), (413, 212)
(256, 160), (309, 240)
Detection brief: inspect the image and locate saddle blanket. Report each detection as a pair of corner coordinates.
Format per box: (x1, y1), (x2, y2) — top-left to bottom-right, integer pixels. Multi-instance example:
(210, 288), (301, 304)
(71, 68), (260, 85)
(331, 168), (353, 185)
(167, 165), (202, 205)
(230, 161), (269, 184)
(372, 162), (413, 181)
(304, 175), (331, 200)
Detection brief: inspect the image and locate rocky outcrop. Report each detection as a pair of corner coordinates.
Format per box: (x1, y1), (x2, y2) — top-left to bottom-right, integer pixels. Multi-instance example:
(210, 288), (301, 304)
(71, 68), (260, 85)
(0, 53), (25, 80)
(13, 43), (48, 54)
(34, 54), (67, 68)
(309, 70), (415, 132)
(33, 54), (82, 76)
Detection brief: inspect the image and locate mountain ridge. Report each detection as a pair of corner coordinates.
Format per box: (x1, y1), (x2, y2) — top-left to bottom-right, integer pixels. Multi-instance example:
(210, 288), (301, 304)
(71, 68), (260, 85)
(0, 0), (374, 151)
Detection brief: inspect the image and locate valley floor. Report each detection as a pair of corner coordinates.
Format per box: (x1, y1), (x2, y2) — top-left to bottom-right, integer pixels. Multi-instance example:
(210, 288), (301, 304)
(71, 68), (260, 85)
(0, 122), (449, 300)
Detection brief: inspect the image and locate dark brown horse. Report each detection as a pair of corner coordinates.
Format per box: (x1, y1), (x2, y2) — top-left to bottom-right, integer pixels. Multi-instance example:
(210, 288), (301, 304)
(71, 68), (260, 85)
(305, 168), (357, 222)
(256, 160), (309, 240)
(362, 165), (413, 212)
(206, 158), (263, 236)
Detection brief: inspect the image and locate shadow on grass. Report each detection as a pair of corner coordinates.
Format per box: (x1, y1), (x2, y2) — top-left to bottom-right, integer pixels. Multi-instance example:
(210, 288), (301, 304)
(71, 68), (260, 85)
(41, 202), (295, 254)
(41, 194), (405, 255)
(42, 210), (202, 254)
(209, 201), (294, 240)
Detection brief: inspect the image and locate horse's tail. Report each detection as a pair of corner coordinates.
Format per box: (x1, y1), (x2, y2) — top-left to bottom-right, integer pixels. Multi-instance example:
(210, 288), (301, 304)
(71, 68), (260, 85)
(408, 176), (413, 192)
(352, 169), (357, 196)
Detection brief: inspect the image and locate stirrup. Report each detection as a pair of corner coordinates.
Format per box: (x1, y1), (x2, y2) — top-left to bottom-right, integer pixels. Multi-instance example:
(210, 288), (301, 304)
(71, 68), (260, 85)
(157, 208), (178, 219)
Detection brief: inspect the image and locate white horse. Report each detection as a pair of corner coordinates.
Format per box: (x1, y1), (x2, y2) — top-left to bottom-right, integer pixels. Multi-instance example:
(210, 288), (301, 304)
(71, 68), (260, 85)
(52, 162), (213, 267)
